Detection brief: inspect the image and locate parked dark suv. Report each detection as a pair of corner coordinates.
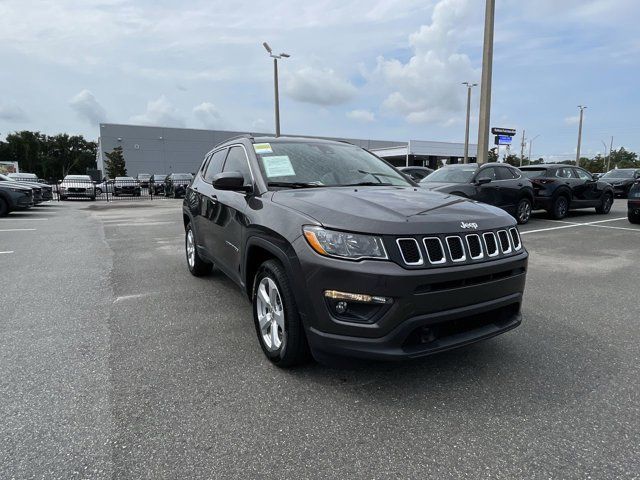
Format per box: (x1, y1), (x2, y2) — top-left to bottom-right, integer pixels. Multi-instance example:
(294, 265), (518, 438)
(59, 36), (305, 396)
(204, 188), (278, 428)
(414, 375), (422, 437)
(0, 181), (34, 216)
(182, 136), (528, 367)
(519, 165), (614, 219)
(165, 173), (193, 198)
(599, 168), (640, 198)
(420, 163), (535, 224)
(628, 181), (640, 224)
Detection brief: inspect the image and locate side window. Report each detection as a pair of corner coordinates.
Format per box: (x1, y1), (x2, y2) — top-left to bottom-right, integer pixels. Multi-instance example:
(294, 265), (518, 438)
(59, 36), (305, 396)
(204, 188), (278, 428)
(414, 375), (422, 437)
(497, 167), (518, 180)
(477, 167), (498, 181)
(222, 146), (252, 184)
(204, 149), (228, 183)
(556, 168), (574, 179)
(574, 169), (592, 181)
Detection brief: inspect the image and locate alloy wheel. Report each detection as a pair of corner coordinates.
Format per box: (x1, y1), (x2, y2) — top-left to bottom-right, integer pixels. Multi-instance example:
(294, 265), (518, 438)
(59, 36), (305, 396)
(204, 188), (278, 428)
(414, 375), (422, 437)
(518, 200), (532, 223)
(256, 277), (284, 352)
(186, 229), (195, 268)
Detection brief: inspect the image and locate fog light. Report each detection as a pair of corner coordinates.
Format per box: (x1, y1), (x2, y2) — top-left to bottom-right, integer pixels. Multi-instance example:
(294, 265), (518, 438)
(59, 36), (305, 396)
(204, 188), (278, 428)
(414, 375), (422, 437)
(335, 301), (348, 314)
(324, 290), (390, 304)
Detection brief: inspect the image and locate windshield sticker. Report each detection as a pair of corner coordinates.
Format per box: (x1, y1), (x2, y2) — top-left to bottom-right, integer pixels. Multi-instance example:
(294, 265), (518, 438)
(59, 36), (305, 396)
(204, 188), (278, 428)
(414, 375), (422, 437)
(253, 143), (273, 154)
(261, 156), (296, 177)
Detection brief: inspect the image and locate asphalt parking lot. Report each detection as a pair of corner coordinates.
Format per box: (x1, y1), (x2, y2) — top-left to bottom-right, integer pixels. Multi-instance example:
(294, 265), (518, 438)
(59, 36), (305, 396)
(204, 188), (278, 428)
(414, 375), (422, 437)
(1, 199), (639, 479)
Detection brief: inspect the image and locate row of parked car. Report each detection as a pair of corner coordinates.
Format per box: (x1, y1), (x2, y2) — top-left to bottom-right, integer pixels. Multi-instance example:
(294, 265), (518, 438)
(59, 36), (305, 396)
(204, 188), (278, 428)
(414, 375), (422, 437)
(0, 173), (54, 217)
(399, 165), (640, 224)
(62, 173), (195, 199)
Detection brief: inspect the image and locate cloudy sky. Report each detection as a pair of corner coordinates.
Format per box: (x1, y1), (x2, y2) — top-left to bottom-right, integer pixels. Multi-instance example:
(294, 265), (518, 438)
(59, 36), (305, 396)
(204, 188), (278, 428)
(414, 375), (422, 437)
(1, 0), (639, 160)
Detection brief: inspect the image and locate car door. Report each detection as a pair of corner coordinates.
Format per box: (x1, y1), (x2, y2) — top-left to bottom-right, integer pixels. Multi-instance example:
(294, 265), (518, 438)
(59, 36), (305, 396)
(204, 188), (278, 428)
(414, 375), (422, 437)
(196, 148), (228, 260)
(495, 166), (522, 210)
(573, 168), (599, 205)
(210, 145), (254, 283)
(555, 167), (581, 205)
(473, 166), (504, 208)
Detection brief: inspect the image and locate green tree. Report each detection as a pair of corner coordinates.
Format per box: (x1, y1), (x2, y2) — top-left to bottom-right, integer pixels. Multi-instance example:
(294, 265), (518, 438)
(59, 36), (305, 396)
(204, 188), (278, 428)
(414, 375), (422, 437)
(504, 154), (520, 167)
(608, 147), (639, 169)
(487, 148), (498, 163)
(104, 146), (127, 178)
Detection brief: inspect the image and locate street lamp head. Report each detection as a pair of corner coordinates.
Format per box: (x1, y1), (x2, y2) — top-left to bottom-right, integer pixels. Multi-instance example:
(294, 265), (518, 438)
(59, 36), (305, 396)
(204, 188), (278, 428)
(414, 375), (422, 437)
(262, 42), (272, 54)
(280, 53), (290, 58)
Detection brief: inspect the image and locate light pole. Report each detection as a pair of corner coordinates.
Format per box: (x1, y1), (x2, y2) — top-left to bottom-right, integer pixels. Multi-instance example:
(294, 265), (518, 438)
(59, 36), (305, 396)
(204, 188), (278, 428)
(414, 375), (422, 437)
(263, 42), (290, 137)
(462, 82), (477, 163)
(575, 105), (586, 167)
(601, 140), (609, 172)
(476, 0), (495, 164)
(528, 134), (540, 165)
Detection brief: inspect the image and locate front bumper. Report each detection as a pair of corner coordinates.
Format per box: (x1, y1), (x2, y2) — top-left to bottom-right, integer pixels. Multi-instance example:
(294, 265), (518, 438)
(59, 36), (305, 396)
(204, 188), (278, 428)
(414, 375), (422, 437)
(292, 237), (528, 360)
(628, 200), (640, 215)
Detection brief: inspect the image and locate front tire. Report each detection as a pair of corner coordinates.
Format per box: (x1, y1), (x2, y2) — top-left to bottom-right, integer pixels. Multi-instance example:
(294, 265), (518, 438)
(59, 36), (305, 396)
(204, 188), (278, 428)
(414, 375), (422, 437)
(0, 198), (8, 217)
(595, 192), (613, 214)
(185, 223), (213, 276)
(629, 211), (640, 224)
(252, 259), (309, 367)
(549, 195), (569, 219)
(515, 197), (532, 224)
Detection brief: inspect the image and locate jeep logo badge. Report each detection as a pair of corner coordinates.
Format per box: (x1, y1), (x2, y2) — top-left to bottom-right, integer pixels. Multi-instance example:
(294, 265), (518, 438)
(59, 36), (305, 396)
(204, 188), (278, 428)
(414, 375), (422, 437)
(460, 221), (478, 230)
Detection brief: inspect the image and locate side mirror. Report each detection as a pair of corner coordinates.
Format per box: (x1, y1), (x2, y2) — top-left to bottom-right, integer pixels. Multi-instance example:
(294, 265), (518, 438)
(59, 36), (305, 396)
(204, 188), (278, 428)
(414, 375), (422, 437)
(476, 177), (492, 185)
(212, 171), (251, 192)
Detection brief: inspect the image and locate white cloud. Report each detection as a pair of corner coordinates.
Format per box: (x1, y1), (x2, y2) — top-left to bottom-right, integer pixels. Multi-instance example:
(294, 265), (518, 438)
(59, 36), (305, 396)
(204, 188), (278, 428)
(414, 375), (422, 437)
(347, 109), (375, 122)
(251, 118), (267, 131)
(564, 115), (581, 125)
(193, 102), (223, 129)
(69, 89), (106, 125)
(0, 103), (28, 122)
(284, 67), (357, 106)
(130, 95), (184, 127)
(376, 0), (478, 125)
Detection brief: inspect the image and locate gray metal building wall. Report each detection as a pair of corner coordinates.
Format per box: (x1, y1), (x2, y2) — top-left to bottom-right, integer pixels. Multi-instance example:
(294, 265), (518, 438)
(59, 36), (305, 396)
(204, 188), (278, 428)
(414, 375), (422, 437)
(98, 123), (404, 177)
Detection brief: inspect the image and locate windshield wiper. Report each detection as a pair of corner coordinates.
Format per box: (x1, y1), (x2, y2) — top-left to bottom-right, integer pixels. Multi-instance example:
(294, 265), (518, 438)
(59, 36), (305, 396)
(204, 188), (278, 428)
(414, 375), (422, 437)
(341, 182), (394, 187)
(267, 181), (323, 189)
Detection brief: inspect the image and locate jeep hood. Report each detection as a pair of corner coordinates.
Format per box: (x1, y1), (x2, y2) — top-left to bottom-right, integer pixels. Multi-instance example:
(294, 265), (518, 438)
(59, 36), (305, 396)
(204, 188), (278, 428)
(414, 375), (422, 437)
(272, 186), (514, 235)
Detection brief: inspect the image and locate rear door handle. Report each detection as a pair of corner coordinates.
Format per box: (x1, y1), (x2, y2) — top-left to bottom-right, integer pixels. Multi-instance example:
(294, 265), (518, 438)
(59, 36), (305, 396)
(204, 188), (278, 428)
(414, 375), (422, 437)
(517, 183), (523, 187)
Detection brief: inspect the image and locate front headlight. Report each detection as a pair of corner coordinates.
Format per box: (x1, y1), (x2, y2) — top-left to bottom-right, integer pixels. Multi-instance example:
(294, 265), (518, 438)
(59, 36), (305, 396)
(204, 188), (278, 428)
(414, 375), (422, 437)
(303, 226), (387, 260)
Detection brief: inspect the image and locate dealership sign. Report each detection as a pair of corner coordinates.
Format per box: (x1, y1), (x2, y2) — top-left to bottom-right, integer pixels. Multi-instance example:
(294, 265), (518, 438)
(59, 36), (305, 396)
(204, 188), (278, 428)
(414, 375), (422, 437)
(491, 127), (516, 136)
(495, 135), (513, 145)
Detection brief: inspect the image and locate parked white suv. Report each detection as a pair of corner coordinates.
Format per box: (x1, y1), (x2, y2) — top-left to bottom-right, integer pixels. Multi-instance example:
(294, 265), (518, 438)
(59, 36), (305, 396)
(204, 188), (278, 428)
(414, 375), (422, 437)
(59, 175), (96, 200)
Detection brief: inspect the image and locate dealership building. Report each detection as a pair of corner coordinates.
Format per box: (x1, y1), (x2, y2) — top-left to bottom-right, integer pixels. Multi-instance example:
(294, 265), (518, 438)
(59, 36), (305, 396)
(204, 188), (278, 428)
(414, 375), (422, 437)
(97, 123), (477, 177)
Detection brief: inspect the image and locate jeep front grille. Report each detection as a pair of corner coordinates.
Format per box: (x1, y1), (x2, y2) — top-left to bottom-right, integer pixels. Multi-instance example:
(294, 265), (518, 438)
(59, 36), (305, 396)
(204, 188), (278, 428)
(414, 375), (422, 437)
(394, 228), (522, 268)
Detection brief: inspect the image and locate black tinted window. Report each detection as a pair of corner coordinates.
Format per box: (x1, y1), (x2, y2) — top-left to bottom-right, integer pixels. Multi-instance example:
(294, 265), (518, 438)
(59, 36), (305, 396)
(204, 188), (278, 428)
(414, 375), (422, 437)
(204, 149), (228, 182)
(477, 167), (498, 181)
(223, 146), (251, 184)
(497, 167), (519, 180)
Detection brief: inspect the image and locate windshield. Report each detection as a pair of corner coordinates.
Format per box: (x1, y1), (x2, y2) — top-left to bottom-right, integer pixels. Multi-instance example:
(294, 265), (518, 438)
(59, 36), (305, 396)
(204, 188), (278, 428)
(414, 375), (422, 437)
(153, 175), (166, 181)
(421, 166), (476, 184)
(9, 173), (37, 179)
(115, 177), (135, 181)
(172, 174), (192, 180)
(138, 174), (151, 179)
(520, 169), (548, 179)
(254, 141), (411, 188)
(601, 170), (635, 179)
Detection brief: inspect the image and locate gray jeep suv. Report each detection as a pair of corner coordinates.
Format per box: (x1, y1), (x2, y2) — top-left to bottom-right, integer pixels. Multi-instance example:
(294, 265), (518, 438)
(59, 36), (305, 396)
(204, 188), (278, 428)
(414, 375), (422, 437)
(183, 136), (528, 367)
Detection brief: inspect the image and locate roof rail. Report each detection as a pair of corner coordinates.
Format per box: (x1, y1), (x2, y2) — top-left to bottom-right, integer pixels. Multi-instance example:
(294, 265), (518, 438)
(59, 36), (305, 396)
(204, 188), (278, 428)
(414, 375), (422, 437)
(214, 133), (254, 148)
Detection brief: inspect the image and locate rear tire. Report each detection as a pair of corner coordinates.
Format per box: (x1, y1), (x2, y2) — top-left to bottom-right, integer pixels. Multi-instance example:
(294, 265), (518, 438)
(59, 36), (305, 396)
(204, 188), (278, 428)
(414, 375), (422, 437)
(95, 188), (102, 195)
(595, 192), (613, 214)
(185, 223), (213, 276)
(252, 259), (309, 368)
(60, 195), (67, 200)
(515, 197), (532, 224)
(0, 198), (8, 217)
(90, 196), (96, 201)
(549, 195), (569, 219)
(629, 211), (640, 224)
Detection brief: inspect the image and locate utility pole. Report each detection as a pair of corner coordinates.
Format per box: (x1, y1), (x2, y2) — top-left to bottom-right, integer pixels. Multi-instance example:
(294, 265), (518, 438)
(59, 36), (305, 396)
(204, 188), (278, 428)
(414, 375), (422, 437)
(520, 129), (526, 166)
(529, 134), (540, 164)
(601, 139), (608, 171)
(476, 0), (495, 164)
(608, 136), (614, 171)
(263, 42), (290, 137)
(462, 82), (477, 163)
(575, 105), (586, 167)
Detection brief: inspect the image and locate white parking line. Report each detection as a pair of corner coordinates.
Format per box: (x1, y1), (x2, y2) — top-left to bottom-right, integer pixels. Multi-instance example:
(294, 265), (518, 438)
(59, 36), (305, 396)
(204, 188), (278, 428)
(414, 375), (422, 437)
(590, 224), (640, 233)
(0, 228), (37, 232)
(109, 222), (174, 227)
(522, 217), (636, 235)
(0, 251), (14, 254)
